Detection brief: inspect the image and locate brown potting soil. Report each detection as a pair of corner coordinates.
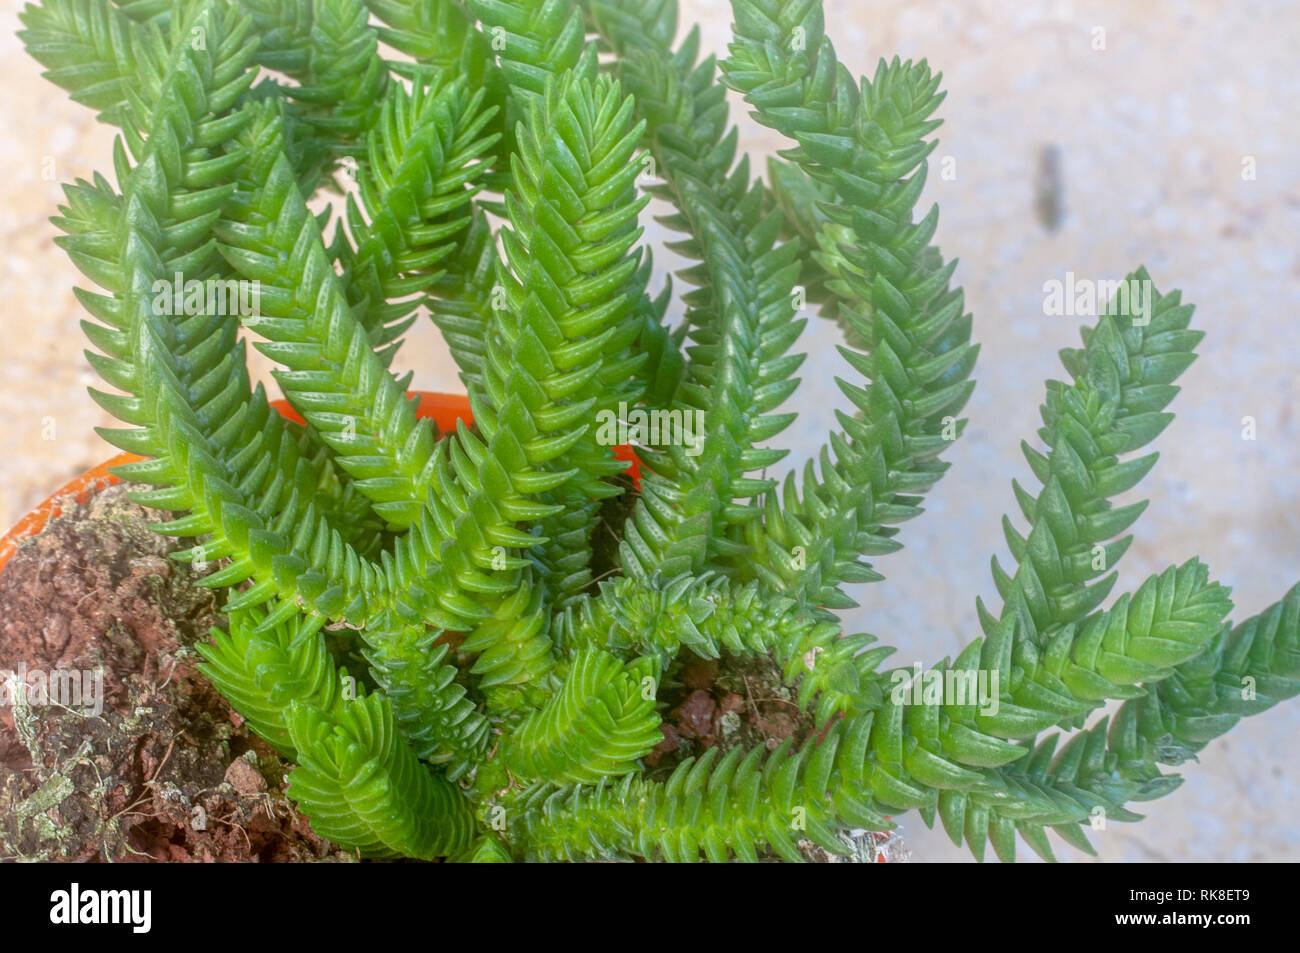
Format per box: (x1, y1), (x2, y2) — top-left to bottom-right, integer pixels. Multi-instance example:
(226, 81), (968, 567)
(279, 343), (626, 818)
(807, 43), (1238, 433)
(0, 483), (351, 862)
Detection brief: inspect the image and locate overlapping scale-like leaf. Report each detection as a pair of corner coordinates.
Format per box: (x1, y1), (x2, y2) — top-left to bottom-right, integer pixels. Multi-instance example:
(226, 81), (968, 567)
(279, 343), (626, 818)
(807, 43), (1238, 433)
(587, 2), (808, 579)
(444, 69), (654, 697)
(500, 649), (662, 784)
(982, 273), (1202, 652)
(287, 693), (477, 858)
(339, 74), (500, 368)
(721, 0), (977, 608)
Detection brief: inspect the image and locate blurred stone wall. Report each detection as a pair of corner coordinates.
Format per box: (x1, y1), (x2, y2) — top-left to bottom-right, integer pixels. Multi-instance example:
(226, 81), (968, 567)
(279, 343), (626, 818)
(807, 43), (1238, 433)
(2, 0), (1296, 861)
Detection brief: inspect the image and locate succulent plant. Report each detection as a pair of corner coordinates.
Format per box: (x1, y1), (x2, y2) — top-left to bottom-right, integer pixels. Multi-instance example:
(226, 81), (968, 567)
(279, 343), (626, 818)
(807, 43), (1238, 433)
(19, 0), (1298, 862)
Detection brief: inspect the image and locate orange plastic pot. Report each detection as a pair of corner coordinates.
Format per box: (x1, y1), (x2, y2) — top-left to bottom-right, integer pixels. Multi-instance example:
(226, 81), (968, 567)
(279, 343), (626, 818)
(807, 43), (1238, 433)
(0, 392), (640, 574)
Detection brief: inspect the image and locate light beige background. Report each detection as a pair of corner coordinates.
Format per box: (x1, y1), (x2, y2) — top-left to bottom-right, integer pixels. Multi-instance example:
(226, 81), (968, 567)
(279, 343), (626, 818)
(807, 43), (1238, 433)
(1, 0), (1297, 861)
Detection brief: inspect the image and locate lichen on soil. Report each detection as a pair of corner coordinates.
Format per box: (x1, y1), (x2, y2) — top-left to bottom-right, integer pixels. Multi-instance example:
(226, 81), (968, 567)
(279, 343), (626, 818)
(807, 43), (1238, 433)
(0, 483), (351, 862)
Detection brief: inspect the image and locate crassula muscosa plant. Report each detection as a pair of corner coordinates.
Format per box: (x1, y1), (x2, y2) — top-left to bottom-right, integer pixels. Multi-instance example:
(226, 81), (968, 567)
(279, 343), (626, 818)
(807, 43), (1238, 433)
(17, 0), (1299, 862)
